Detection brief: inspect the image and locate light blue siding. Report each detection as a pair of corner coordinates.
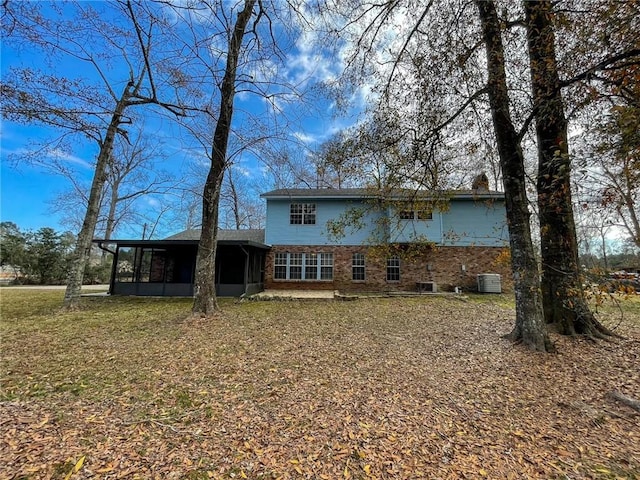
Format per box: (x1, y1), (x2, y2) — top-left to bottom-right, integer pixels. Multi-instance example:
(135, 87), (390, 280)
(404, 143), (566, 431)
(388, 211), (443, 243)
(265, 199), (385, 246)
(441, 199), (509, 246)
(264, 196), (508, 247)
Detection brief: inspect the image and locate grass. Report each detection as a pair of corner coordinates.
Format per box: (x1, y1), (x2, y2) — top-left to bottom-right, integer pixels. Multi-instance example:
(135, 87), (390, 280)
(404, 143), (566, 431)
(1, 290), (639, 479)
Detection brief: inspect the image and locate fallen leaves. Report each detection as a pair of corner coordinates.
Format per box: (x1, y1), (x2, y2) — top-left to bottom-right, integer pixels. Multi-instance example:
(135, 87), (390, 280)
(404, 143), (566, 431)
(1, 292), (639, 479)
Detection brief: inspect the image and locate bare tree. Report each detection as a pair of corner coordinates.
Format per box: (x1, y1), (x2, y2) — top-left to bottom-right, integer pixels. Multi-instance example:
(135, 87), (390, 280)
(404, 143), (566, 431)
(47, 129), (177, 241)
(192, 0), (265, 314)
(158, 0), (308, 314)
(1, 0), (186, 307)
(576, 74), (640, 250)
(102, 133), (177, 240)
(220, 166), (265, 229)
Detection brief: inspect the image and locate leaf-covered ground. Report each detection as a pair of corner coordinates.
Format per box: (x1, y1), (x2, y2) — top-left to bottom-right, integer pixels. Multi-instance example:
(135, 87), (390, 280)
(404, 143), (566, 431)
(1, 290), (639, 479)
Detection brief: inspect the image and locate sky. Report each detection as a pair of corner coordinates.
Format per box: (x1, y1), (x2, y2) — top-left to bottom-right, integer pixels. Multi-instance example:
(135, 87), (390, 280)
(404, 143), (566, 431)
(2, 1), (631, 251)
(0, 1), (364, 238)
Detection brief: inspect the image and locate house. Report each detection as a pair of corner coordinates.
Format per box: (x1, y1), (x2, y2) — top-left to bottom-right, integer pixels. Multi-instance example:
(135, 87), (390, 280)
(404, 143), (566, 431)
(96, 229), (268, 297)
(97, 186), (511, 296)
(261, 188), (510, 293)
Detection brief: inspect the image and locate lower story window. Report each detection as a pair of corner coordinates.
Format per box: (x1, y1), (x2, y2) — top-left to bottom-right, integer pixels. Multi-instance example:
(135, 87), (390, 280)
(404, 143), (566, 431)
(352, 253), (365, 281)
(290, 253), (302, 279)
(274, 252), (287, 279)
(320, 253), (333, 280)
(274, 252), (333, 280)
(305, 253), (318, 279)
(387, 256), (400, 281)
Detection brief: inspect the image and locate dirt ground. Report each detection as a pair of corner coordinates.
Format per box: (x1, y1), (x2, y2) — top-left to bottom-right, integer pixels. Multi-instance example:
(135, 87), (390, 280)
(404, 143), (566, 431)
(1, 291), (639, 479)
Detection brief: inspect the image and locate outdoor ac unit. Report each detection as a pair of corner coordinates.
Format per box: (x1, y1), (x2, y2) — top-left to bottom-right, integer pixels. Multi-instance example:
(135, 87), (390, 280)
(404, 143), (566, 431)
(477, 274), (502, 293)
(417, 281), (437, 293)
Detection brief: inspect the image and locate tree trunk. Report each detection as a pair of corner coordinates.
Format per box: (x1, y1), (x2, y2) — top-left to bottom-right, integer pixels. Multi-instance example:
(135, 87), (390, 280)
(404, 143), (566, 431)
(100, 178), (120, 261)
(104, 179), (120, 242)
(600, 229), (609, 271)
(63, 83), (131, 308)
(524, 0), (614, 338)
(228, 170), (243, 229)
(476, 0), (553, 352)
(192, 0), (256, 316)
(621, 189), (640, 248)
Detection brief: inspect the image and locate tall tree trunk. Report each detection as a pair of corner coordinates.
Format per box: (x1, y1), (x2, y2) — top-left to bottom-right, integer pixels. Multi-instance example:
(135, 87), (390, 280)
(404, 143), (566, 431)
(600, 229), (609, 271)
(476, 0), (552, 352)
(63, 83), (131, 308)
(524, 0), (614, 338)
(104, 179), (120, 242)
(228, 170), (243, 229)
(101, 178), (119, 261)
(620, 188), (640, 248)
(192, 0), (256, 315)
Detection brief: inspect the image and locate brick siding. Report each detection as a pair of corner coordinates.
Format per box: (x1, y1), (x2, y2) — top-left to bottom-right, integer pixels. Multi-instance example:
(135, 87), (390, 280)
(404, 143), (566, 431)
(265, 245), (512, 293)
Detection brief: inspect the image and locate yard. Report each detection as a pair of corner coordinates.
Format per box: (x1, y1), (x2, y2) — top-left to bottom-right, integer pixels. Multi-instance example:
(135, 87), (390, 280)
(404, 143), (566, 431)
(1, 290), (639, 479)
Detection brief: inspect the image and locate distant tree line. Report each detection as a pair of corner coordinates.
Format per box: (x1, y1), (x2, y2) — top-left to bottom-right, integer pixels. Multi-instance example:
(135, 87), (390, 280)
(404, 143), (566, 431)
(0, 222), (110, 285)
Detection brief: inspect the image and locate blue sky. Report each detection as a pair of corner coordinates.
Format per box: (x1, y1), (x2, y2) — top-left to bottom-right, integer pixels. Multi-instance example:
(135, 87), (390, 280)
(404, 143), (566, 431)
(0, 1), (364, 237)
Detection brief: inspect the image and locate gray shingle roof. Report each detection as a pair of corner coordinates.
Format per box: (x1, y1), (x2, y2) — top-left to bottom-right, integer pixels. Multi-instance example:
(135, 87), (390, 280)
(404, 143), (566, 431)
(260, 187), (504, 200)
(164, 229), (265, 243)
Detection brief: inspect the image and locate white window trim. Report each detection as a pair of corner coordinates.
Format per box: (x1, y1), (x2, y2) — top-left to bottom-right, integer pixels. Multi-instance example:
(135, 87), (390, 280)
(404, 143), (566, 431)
(386, 256), (401, 282)
(290, 203), (317, 225)
(352, 253), (366, 281)
(274, 252), (333, 281)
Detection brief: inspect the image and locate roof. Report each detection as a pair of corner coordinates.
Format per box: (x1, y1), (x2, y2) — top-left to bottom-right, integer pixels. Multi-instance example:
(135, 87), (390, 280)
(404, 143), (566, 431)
(260, 187), (504, 200)
(164, 229), (265, 243)
(93, 229), (269, 250)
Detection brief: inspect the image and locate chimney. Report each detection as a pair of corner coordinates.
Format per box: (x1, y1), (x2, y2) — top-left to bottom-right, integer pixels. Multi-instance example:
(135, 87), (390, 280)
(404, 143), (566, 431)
(471, 172), (489, 191)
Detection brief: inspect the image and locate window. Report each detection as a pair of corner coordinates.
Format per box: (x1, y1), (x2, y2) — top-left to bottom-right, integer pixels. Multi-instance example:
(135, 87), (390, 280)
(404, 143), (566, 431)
(274, 252), (288, 280)
(387, 256), (400, 281)
(273, 252), (332, 280)
(290, 253), (303, 279)
(400, 209), (433, 220)
(320, 253), (333, 280)
(305, 253), (318, 279)
(352, 253), (365, 281)
(290, 203), (316, 225)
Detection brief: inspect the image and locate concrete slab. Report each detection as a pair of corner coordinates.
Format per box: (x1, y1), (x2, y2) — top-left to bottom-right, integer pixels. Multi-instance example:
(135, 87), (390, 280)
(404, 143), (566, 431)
(252, 289), (336, 299)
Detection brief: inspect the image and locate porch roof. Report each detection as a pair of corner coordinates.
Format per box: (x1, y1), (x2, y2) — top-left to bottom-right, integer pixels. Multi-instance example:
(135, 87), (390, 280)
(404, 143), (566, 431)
(93, 229), (270, 251)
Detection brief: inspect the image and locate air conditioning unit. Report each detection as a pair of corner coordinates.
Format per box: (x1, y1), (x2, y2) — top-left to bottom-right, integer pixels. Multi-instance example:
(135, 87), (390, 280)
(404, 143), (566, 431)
(477, 274), (501, 293)
(417, 281), (437, 293)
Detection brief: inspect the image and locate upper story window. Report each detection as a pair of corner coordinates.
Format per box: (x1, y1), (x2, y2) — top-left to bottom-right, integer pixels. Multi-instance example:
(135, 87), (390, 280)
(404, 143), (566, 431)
(399, 209), (433, 220)
(290, 203), (316, 225)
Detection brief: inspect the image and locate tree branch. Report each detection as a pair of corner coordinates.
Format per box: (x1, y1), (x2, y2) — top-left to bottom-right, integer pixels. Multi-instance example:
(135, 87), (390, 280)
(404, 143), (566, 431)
(560, 49), (640, 89)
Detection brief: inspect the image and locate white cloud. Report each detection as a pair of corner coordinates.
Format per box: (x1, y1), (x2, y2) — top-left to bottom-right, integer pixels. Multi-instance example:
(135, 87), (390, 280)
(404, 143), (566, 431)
(47, 149), (93, 169)
(292, 131), (320, 144)
(146, 197), (161, 208)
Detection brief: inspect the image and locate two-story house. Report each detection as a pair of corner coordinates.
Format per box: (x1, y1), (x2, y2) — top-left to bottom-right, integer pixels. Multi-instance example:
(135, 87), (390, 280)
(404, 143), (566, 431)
(261, 188), (510, 293)
(96, 187), (510, 296)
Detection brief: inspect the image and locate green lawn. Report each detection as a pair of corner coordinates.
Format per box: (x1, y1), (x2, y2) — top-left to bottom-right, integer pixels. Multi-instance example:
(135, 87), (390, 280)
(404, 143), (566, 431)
(1, 290), (639, 479)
